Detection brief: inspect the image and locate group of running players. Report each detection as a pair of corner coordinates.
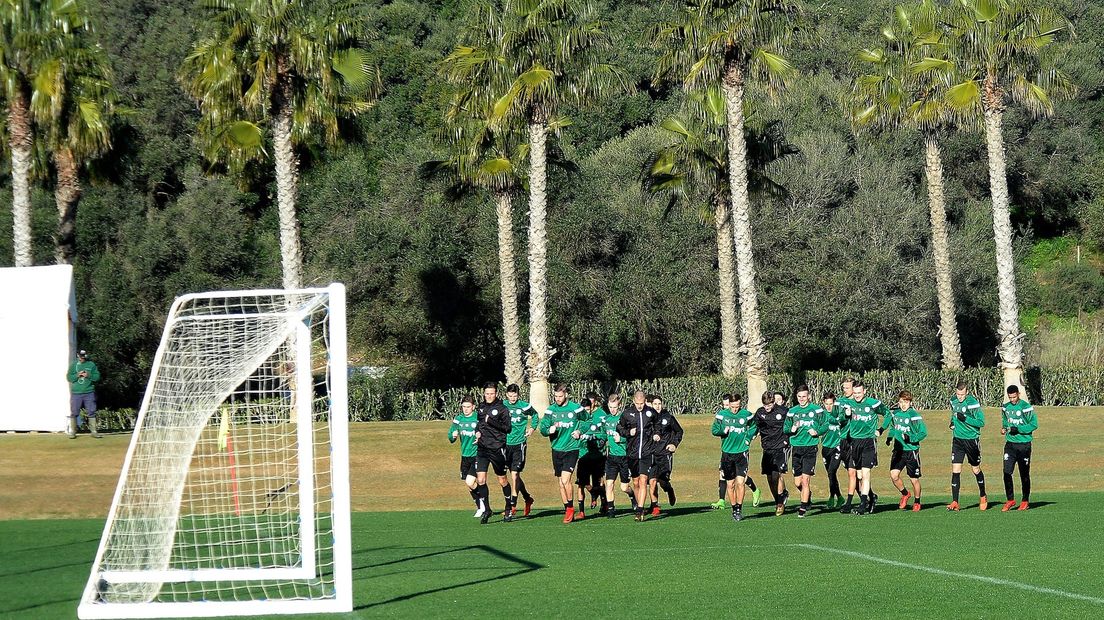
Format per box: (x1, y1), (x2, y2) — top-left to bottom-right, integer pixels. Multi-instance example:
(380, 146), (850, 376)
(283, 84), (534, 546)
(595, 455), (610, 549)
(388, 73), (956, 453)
(448, 377), (1038, 524)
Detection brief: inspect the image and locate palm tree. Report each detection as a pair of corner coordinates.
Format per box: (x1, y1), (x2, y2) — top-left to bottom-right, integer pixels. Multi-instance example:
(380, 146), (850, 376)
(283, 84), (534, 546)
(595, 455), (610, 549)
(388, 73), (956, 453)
(653, 0), (801, 399)
(851, 0), (964, 369)
(446, 0), (623, 412)
(940, 0), (1076, 391)
(645, 87), (796, 379)
(180, 0), (380, 289)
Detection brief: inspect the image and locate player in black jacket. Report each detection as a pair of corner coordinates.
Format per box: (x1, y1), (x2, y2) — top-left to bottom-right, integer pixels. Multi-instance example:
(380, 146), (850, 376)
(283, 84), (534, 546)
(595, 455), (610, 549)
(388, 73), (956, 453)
(648, 395), (684, 516)
(475, 382), (512, 523)
(616, 390), (658, 521)
(753, 391), (791, 516)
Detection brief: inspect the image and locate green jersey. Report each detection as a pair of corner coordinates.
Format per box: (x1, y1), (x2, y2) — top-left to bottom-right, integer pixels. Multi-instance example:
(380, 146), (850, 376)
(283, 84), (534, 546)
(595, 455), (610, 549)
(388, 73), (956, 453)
(950, 395), (985, 440)
(504, 399), (537, 446)
(576, 409), (603, 458)
(448, 411), (478, 457)
(847, 396), (888, 439)
(1001, 399), (1038, 444)
(712, 408), (757, 454)
(884, 407), (927, 451)
(837, 395), (858, 438)
(67, 360), (101, 394)
(816, 405), (845, 449)
(786, 403), (824, 447)
(596, 410), (627, 456)
(539, 400), (585, 452)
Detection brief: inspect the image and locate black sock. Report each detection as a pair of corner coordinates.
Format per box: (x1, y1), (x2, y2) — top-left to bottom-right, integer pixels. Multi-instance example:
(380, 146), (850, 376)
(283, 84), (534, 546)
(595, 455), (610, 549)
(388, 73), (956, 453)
(607, 501), (614, 511)
(1020, 464), (1031, 501)
(860, 493), (869, 507)
(746, 478), (758, 492)
(626, 489), (637, 509)
(845, 493), (853, 505)
(975, 472), (987, 497)
(469, 488), (479, 506)
(951, 473), (961, 502)
(1004, 472), (1015, 501)
(914, 494), (921, 504)
(650, 501), (658, 509)
(577, 499), (586, 511)
(563, 502), (571, 510)
(502, 485), (511, 502)
(718, 480), (726, 500)
(660, 479), (674, 495)
(516, 477), (531, 501)
(900, 487), (909, 496)
(478, 484), (490, 504)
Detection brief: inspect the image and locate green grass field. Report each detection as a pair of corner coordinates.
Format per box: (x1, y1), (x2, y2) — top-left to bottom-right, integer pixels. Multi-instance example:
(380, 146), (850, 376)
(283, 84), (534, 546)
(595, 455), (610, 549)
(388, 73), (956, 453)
(3, 409), (1104, 618)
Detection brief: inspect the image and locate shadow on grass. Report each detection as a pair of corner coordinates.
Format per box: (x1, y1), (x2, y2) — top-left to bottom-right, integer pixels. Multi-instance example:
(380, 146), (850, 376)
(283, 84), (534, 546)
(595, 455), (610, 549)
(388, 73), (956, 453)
(353, 545), (542, 611)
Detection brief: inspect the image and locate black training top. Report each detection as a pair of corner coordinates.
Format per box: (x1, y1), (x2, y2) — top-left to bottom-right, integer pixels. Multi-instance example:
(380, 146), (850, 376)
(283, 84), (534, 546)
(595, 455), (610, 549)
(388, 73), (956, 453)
(652, 409), (684, 456)
(754, 405), (790, 451)
(476, 398), (512, 450)
(616, 403), (658, 459)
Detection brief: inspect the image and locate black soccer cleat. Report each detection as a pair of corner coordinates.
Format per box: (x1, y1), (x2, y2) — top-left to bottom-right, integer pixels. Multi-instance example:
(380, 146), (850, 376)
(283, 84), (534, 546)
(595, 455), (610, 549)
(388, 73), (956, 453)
(732, 510), (742, 522)
(480, 510), (493, 525)
(797, 507), (808, 518)
(502, 509), (513, 523)
(666, 487), (676, 506)
(606, 507), (616, 519)
(839, 503), (853, 514)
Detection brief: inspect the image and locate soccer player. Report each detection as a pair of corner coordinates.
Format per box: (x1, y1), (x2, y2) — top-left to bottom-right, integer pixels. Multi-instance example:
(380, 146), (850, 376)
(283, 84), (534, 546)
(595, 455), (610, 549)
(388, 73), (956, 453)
(539, 384), (586, 523)
(503, 383), (537, 518)
(1000, 385), (1037, 511)
(598, 392), (634, 518)
(948, 381), (988, 511)
(584, 391), (606, 509)
(448, 396), (483, 516)
(711, 395), (762, 509)
(837, 377), (861, 513)
(575, 397), (605, 519)
(785, 385), (823, 517)
(616, 389), (658, 521)
(774, 392), (787, 408)
(818, 392), (846, 509)
(883, 390), (927, 511)
(849, 381), (887, 515)
(475, 382), (512, 523)
(648, 394), (684, 516)
(753, 391), (790, 516)
(712, 393), (758, 522)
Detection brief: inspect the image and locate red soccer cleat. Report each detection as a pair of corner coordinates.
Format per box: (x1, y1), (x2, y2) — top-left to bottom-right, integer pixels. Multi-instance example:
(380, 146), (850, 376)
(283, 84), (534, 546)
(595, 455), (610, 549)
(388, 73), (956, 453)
(523, 497), (533, 517)
(979, 496), (988, 511)
(911, 501), (921, 512)
(651, 505), (661, 517)
(574, 510), (585, 521)
(1001, 500), (1017, 512)
(946, 501), (960, 511)
(1018, 500), (1029, 511)
(563, 507), (575, 523)
(899, 492), (911, 510)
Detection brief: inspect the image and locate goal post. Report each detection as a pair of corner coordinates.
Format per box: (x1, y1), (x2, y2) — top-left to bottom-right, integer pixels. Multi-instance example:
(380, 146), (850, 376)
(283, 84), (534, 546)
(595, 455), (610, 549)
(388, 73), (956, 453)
(78, 284), (352, 619)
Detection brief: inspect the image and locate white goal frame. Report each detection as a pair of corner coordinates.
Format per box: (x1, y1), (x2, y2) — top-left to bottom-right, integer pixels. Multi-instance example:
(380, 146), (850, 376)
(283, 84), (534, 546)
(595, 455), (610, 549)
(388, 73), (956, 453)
(77, 284), (352, 619)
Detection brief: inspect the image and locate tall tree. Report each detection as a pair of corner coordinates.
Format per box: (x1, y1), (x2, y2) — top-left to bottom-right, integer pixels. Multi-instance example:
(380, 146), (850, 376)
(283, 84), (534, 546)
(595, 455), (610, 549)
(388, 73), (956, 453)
(654, 0), (800, 398)
(851, 0), (964, 369)
(180, 0), (380, 289)
(941, 0), (1076, 392)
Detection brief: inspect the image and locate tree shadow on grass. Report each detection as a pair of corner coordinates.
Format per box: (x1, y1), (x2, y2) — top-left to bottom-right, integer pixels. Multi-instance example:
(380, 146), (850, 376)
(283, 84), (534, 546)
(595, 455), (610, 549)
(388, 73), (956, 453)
(353, 545), (542, 611)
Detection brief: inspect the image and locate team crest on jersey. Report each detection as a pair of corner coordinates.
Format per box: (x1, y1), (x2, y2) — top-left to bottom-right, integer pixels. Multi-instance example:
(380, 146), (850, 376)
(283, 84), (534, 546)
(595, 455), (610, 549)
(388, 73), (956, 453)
(662, 419), (668, 425)
(775, 414), (782, 420)
(646, 411), (652, 417)
(738, 418), (745, 424)
(568, 412), (574, 418)
(865, 407), (870, 412)
(492, 409), (498, 415)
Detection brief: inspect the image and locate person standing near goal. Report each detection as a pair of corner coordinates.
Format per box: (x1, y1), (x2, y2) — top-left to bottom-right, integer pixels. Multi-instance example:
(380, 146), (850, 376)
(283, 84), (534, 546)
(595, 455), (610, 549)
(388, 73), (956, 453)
(882, 390), (927, 512)
(67, 349), (102, 439)
(449, 396), (484, 516)
(712, 393), (758, 522)
(1000, 385), (1037, 511)
(948, 381), (988, 511)
(503, 383), (537, 518)
(540, 384), (586, 523)
(475, 382), (512, 524)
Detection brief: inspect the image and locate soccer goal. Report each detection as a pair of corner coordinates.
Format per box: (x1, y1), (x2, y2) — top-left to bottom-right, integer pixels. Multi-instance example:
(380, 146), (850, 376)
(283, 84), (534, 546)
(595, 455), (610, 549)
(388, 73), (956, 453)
(78, 285), (352, 619)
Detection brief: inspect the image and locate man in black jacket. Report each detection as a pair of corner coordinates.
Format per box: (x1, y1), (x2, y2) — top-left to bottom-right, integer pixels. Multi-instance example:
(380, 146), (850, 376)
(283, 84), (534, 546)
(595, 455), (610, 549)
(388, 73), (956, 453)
(648, 395), (683, 516)
(616, 390), (657, 521)
(475, 382), (512, 523)
(753, 391), (791, 516)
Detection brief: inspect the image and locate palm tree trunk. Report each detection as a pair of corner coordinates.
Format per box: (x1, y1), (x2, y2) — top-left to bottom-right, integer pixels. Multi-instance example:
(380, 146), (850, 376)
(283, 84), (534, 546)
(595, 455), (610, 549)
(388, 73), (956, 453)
(526, 117), (552, 415)
(983, 102), (1024, 394)
(494, 190), (524, 386)
(272, 94), (304, 290)
(714, 191), (741, 378)
(722, 63), (768, 400)
(54, 147), (81, 265)
(8, 90), (34, 267)
(923, 135), (963, 370)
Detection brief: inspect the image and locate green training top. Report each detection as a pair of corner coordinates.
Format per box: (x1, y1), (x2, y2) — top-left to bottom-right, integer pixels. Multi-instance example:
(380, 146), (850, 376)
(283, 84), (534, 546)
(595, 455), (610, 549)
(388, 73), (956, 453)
(597, 410), (627, 457)
(950, 395), (985, 440)
(847, 396), (888, 439)
(816, 405), (845, 449)
(505, 399), (537, 446)
(448, 411), (478, 457)
(1001, 399), (1038, 444)
(67, 360), (101, 395)
(577, 409), (605, 458)
(539, 400), (585, 452)
(836, 395), (858, 438)
(786, 403), (824, 447)
(712, 408), (757, 454)
(885, 407), (927, 452)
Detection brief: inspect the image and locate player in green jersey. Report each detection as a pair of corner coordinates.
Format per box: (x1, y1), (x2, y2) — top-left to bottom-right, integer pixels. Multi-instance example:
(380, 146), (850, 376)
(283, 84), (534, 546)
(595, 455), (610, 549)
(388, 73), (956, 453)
(598, 392), (636, 518)
(711, 395), (762, 509)
(583, 391), (607, 510)
(837, 377), (862, 514)
(850, 381), (888, 515)
(448, 396), (483, 517)
(882, 390), (927, 512)
(948, 381), (988, 511)
(539, 384), (587, 523)
(786, 385), (824, 518)
(712, 393), (758, 522)
(1000, 385), (1038, 511)
(503, 384), (537, 518)
(574, 397), (605, 519)
(818, 392), (846, 509)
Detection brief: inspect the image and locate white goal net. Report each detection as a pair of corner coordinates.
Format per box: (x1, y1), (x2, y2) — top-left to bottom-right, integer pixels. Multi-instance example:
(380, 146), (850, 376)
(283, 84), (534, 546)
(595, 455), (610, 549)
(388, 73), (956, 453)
(78, 285), (352, 618)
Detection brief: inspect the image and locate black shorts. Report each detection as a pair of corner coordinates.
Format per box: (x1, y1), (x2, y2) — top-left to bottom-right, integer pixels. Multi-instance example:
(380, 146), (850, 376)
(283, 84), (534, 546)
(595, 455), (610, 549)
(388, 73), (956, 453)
(652, 453), (674, 480)
(475, 446), (507, 476)
(552, 450), (579, 476)
(791, 445), (817, 476)
(822, 446), (843, 471)
(459, 455), (477, 480)
(629, 455), (653, 479)
(761, 448), (789, 475)
(891, 447), (922, 479)
(605, 455), (631, 483)
(504, 443), (527, 473)
(951, 437), (982, 466)
(720, 452), (750, 481)
(839, 436), (852, 466)
(577, 455), (605, 487)
(847, 438), (878, 469)
(1003, 442), (1032, 475)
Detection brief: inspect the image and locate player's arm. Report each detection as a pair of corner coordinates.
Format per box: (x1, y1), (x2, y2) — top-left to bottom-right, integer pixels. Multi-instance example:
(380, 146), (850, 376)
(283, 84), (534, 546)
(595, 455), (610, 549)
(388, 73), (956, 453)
(966, 397), (985, 428)
(812, 408), (829, 436)
(784, 410), (798, 436)
(907, 414), (927, 444)
(448, 418), (460, 443)
(668, 415), (684, 448)
(539, 410), (555, 436)
(711, 414), (727, 437)
(67, 363), (78, 383)
(89, 363), (101, 382)
(1001, 405), (1010, 432)
(1016, 405), (1038, 435)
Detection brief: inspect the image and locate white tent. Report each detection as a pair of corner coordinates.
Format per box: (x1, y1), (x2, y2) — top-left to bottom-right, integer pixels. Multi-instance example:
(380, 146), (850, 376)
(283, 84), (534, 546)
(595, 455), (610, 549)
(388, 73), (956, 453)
(0, 265), (78, 432)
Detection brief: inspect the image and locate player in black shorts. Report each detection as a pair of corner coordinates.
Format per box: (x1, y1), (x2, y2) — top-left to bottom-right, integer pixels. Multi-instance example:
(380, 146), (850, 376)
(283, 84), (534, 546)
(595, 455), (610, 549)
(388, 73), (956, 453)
(616, 390), (658, 521)
(475, 382), (512, 523)
(753, 391), (790, 516)
(599, 392), (634, 517)
(648, 395), (684, 516)
(711, 395), (763, 509)
(449, 395), (483, 516)
(574, 397), (606, 517)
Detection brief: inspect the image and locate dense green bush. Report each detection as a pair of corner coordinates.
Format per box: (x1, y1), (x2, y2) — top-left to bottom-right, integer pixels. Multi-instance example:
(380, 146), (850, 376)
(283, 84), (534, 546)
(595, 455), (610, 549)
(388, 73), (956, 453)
(1039, 262), (1104, 317)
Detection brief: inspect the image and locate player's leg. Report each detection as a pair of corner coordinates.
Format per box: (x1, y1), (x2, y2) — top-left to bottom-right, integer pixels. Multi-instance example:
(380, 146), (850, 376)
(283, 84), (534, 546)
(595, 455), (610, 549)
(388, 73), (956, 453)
(1017, 444), (1031, 509)
(970, 440), (988, 510)
(908, 452), (922, 511)
(1002, 441), (1017, 510)
(658, 455), (676, 506)
(889, 447), (909, 509)
(466, 474), (481, 515)
(823, 447), (842, 508)
(474, 451), (494, 522)
(560, 469), (576, 523)
(949, 438), (965, 510)
(745, 474), (761, 507)
(713, 468), (727, 509)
